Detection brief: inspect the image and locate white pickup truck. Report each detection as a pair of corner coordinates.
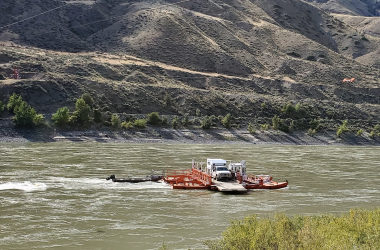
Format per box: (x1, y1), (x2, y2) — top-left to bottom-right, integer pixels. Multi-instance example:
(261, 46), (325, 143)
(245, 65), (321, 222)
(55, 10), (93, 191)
(206, 159), (232, 181)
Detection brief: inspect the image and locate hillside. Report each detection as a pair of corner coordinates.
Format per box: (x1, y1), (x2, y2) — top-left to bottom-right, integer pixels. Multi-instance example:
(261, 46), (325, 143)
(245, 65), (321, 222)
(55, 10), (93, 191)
(306, 0), (380, 16)
(0, 0), (379, 132)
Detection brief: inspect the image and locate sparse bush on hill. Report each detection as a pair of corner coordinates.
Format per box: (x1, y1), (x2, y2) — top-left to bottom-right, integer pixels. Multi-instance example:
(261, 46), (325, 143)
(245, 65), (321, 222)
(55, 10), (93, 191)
(281, 102), (306, 119)
(51, 107), (70, 128)
(133, 119), (147, 129)
(111, 114), (121, 129)
(201, 116), (212, 129)
(205, 209), (380, 250)
(147, 112), (162, 126)
(221, 113), (232, 128)
(121, 121), (133, 129)
(337, 120), (349, 137)
(248, 123), (256, 135)
(369, 124), (380, 138)
(356, 129), (364, 136)
(261, 124), (270, 131)
(172, 117), (180, 129)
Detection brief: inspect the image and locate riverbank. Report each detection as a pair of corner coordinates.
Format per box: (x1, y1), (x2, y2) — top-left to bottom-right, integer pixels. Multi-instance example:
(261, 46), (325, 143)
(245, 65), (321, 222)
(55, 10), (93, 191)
(1, 121), (379, 145)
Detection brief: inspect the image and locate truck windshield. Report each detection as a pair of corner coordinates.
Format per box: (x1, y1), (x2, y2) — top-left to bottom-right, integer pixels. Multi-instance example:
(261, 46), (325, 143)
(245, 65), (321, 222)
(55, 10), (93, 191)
(216, 167), (229, 171)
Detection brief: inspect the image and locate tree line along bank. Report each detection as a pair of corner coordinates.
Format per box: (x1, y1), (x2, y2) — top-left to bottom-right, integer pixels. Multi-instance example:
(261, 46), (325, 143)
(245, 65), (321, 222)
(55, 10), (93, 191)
(0, 93), (379, 139)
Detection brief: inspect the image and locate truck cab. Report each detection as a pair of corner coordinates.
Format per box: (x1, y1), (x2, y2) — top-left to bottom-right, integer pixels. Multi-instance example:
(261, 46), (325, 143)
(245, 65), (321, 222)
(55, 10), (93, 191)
(206, 159), (232, 181)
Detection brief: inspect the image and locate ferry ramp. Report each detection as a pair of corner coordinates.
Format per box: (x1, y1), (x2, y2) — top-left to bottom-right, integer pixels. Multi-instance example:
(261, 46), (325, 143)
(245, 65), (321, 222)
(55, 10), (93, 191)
(213, 180), (247, 193)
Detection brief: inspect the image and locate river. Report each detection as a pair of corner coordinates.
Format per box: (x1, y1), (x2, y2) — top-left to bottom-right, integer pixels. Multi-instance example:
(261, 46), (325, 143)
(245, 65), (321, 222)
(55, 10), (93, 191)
(0, 143), (379, 249)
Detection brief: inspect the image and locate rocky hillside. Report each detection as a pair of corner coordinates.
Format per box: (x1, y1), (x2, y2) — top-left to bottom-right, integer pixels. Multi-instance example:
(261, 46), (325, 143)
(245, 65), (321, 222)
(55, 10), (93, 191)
(306, 0), (380, 16)
(0, 0), (379, 129)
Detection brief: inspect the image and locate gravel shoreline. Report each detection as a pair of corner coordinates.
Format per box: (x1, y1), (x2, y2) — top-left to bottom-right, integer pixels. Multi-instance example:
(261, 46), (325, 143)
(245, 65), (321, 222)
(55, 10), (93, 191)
(0, 125), (379, 145)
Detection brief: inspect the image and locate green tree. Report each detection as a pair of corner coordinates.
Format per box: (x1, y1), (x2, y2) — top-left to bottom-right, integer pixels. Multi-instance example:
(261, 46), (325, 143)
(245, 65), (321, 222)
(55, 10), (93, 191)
(147, 112), (162, 126)
(81, 93), (94, 108)
(51, 107), (70, 127)
(111, 114), (121, 129)
(71, 98), (91, 126)
(13, 101), (44, 127)
(221, 113), (232, 128)
(7, 93), (23, 113)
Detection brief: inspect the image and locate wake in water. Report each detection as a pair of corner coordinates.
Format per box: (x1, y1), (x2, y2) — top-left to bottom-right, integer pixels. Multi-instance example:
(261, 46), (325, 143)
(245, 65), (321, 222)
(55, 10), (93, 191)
(0, 181), (47, 192)
(47, 177), (171, 190)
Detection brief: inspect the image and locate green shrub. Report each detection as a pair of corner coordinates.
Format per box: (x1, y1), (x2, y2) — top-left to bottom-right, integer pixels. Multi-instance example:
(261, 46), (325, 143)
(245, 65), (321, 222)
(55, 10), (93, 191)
(272, 115), (280, 130)
(356, 129), (364, 136)
(147, 112), (162, 126)
(111, 114), (121, 129)
(121, 121), (133, 129)
(7, 93), (23, 113)
(282, 102), (306, 119)
(13, 101), (43, 127)
(172, 117), (180, 128)
(221, 113), (232, 128)
(52, 107), (70, 127)
(337, 120), (349, 137)
(81, 93), (94, 108)
(261, 124), (270, 130)
(71, 98), (91, 126)
(248, 123), (256, 135)
(206, 209), (380, 250)
(133, 119), (147, 129)
(371, 124), (380, 136)
(201, 116), (212, 129)
(33, 113), (45, 126)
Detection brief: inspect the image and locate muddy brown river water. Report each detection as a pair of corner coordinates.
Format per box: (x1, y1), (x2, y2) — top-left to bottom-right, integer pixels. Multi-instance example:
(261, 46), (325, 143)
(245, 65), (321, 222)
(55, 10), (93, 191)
(1, 143), (379, 249)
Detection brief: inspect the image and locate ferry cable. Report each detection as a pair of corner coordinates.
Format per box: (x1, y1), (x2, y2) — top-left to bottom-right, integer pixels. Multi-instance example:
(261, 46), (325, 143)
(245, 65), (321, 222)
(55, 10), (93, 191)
(0, 3), (68, 30)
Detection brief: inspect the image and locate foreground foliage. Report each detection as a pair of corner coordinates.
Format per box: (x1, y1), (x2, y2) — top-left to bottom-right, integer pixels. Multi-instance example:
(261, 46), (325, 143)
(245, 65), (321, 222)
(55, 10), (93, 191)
(206, 209), (380, 250)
